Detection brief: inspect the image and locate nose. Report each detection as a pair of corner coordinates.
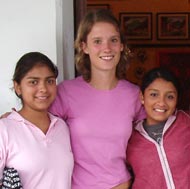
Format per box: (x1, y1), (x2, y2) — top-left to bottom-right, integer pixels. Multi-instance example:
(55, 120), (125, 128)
(39, 82), (47, 92)
(103, 41), (111, 52)
(157, 96), (166, 106)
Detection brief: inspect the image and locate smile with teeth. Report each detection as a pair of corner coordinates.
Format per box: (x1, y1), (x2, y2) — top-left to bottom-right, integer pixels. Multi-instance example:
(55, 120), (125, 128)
(154, 108), (166, 113)
(36, 96), (48, 100)
(100, 55), (114, 60)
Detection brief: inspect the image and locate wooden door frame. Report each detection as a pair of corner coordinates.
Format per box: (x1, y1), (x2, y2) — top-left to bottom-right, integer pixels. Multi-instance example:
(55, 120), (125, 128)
(74, 0), (86, 37)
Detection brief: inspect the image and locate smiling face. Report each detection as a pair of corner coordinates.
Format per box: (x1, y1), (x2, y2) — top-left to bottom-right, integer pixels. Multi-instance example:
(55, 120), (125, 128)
(141, 78), (178, 125)
(82, 22), (123, 75)
(14, 64), (57, 113)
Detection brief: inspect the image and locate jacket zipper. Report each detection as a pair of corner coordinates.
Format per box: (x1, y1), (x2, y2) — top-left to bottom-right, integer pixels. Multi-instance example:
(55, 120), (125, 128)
(157, 140), (175, 189)
(139, 132), (175, 189)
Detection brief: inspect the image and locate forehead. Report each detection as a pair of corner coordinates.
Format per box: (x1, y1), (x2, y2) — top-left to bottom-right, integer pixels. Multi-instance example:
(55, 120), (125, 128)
(25, 64), (54, 77)
(146, 78), (177, 92)
(89, 22), (119, 35)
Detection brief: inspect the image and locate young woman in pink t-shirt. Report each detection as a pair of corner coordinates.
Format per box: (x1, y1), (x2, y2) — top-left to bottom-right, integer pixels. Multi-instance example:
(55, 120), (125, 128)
(0, 52), (73, 188)
(50, 9), (145, 189)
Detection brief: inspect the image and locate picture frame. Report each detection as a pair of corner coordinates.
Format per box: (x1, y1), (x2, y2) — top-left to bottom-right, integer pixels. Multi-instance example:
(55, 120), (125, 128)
(157, 13), (189, 40)
(87, 4), (110, 11)
(119, 12), (152, 40)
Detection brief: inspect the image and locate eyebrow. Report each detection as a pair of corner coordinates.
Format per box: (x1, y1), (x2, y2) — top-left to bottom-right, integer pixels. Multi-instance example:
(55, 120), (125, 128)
(92, 34), (120, 39)
(148, 89), (177, 93)
(26, 76), (56, 79)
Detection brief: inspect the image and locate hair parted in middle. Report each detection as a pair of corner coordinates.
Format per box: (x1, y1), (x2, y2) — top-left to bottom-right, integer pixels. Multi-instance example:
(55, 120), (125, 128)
(141, 67), (180, 95)
(74, 9), (131, 82)
(13, 52), (58, 99)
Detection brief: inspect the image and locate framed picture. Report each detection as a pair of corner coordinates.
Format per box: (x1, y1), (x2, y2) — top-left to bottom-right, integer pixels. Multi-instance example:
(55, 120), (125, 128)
(119, 12), (152, 40)
(157, 13), (189, 40)
(87, 4), (110, 11)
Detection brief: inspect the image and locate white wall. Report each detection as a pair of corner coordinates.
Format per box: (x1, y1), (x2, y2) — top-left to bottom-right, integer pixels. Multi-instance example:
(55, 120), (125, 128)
(0, 0), (74, 114)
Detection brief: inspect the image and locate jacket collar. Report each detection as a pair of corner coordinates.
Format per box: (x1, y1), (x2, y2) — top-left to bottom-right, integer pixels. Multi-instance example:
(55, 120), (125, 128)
(135, 111), (177, 135)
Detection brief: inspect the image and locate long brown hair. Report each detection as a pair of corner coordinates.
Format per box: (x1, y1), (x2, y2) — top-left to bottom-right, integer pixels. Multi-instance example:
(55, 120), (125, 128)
(75, 9), (131, 82)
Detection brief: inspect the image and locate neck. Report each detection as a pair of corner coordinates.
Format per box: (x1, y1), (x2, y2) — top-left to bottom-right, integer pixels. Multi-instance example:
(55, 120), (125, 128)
(18, 108), (50, 134)
(90, 71), (118, 90)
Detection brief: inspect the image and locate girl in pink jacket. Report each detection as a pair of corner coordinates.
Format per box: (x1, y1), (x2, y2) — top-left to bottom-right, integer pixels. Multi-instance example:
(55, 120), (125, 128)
(127, 67), (190, 189)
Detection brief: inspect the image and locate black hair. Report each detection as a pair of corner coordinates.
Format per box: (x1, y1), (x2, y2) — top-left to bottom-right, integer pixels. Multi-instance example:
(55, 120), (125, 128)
(13, 52), (58, 84)
(141, 67), (180, 96)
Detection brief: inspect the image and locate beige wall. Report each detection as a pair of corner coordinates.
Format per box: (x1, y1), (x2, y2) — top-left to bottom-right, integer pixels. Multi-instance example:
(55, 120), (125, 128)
(0, 0), (74, 114)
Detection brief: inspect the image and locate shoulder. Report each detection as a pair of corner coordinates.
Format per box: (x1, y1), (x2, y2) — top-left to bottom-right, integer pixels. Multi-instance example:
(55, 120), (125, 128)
(119, 80), (140, 91)
(57, 76), (88, 97)
(0, 112), (22, 138)
(58, 76), (84, 89)
(128, 121), (144, 144)
(175, 110), (190, 125)
(176, 110), (190, 118)
(0, 111), (20, 126)
(118, 80), (141, 99)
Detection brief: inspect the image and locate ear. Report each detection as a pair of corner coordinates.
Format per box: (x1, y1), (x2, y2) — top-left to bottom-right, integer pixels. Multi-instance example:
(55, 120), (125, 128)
(14, 81), (21, 97)
(139, 91), (144, 105)
(81, 42), (89, 54)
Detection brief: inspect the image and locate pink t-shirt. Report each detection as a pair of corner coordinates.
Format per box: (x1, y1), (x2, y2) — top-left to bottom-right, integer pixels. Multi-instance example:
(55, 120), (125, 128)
(50, 76), (145, 189)
(0, 111), (73, 189)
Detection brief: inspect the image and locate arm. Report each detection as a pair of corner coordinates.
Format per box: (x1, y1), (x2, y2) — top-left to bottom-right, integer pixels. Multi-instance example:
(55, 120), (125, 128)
(0, 122), (7, 187)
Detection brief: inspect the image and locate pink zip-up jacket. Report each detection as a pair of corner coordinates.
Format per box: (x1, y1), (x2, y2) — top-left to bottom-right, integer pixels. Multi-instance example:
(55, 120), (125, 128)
(127, 110), (190, 189)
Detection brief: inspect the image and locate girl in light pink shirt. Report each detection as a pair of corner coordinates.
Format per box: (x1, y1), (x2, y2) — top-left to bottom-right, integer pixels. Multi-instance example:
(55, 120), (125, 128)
(0, 52), (73, 189)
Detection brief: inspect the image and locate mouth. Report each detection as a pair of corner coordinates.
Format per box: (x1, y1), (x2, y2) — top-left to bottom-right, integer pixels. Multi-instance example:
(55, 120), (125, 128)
(100, 55), (114, 61)
(154, 108), (166, 113)
(36, 96), (49, 100)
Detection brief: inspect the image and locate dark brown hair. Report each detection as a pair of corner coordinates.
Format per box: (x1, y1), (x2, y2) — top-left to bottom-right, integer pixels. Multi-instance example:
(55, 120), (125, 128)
(13, 52), (58, 84)
(13, 52), (58, 98)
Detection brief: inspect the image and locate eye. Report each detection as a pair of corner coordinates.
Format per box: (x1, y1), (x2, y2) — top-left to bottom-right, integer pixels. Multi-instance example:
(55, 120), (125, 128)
(29, 80), (38, 85)
(47, 78), (56, 85)
(111, 37), (119, 43)
(93, 39), (101, 44)
(167, 94), (176, 100)
(150, 92), (158, 97)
